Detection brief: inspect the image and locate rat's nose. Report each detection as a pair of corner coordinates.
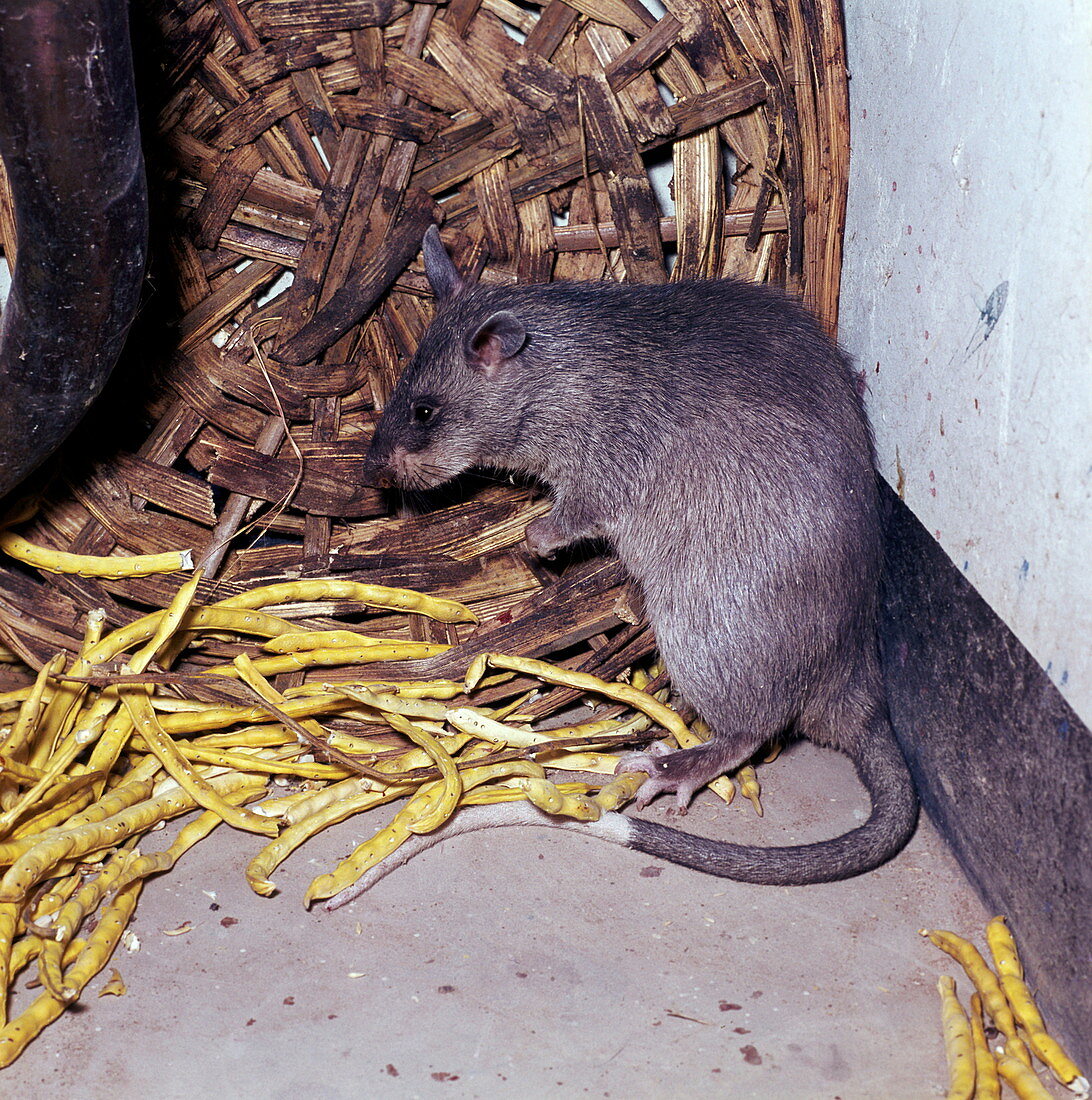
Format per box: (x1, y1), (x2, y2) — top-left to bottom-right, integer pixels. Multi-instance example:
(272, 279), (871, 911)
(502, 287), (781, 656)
(361, 453), (395, 489)
(363, 464), (395, 489)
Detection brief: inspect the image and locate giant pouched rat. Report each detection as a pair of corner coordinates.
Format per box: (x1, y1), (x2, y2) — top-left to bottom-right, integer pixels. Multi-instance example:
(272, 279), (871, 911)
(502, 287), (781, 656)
(349, 225), (917, 906)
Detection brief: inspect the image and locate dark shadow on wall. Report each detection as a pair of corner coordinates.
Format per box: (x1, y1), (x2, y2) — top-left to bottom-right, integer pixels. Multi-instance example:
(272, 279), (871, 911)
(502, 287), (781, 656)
(880, 483), (1091, 1067)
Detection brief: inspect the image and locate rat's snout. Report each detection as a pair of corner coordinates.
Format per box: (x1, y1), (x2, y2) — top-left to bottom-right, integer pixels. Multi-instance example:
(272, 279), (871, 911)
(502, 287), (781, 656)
(364, 430), (454, 492)
(362, 438), (396, 489)
(363, 462), (395, 490)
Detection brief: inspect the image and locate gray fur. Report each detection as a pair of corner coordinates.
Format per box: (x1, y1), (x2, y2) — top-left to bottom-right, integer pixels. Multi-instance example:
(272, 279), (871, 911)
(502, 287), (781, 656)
(361, 226), (918, 886)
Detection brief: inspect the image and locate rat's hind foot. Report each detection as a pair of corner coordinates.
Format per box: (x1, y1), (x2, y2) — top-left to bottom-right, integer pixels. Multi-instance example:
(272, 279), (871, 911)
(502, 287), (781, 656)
(616, 741), (674, 809)
(616, 739), (743, 813)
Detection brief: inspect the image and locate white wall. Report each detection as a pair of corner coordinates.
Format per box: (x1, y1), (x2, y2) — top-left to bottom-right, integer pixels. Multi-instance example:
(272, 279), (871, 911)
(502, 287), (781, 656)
(839, 0), (1092, 724)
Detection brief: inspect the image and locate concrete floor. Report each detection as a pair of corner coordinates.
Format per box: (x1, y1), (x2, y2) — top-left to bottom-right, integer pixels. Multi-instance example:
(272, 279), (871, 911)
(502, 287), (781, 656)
(0, 741), (1075, 1099)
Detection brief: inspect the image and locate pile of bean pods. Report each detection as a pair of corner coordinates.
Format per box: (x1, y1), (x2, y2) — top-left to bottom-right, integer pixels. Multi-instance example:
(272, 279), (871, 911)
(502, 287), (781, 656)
(0, 548), (757, 1067)
(926, 919), (1088, 1100)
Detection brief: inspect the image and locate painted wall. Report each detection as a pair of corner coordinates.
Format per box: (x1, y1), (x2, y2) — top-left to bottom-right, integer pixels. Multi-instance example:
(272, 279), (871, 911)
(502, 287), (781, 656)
(839, 1), (1092, 724)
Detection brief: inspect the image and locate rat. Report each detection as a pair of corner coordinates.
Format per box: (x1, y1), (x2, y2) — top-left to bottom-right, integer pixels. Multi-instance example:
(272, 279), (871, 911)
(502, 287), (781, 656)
(348, 225), (918, 907)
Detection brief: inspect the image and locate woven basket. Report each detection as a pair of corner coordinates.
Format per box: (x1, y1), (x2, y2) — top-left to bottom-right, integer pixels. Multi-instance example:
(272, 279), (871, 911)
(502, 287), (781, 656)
(0, 0), (848, 717)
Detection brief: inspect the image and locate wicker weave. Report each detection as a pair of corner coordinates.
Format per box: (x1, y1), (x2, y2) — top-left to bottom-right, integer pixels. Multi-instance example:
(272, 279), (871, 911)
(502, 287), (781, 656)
(0, 0), (849, 718)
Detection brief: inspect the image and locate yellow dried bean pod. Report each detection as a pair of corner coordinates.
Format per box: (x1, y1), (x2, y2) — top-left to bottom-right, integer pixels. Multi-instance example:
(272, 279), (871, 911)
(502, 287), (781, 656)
(738, 765), (762, 815)
(380, 712), (463, 835)
(922, 928), (1032, 1066)
(70, 875), (141, 975)
(0, 531), (192, 578)
(969, 992), (1001, 1100)
(79, 607), (107, 650)
(986, 915), (1086, 1089)
(129, 570), (204, 673)
(57, 770), (158, 834)
(39, 849), (136, 1002)
(9, 934), (83, 989)
(594, 771), (646, 812)
(0, 773), (157, 865)
(4, 879), (82, 1000)
(999, 969), (1087, 1089)
(79, 704), (130, 794)
(32, 657), (89, 766)
(459, 784), (528, 806)
(280, 776), (377, 827)
(120, 690), (277, 837)
(0, 738), (92, 837)
(247, 782), (410, 898)
(27, 870), (83, 924)
(158, 693), (352, 737)
(1002, 971), (1047, 1033)
(163, 723), (293, 749)
(83, 606), (298, 671)
(304, 782), (444, 905)
(0, 834), (79, 903)
(207, 642), (451, 679)
(10, 785), (96, 840)
(985, 915), (1022, 979)
(466, 653), (691, 745)
(0, 654), (64, 763)
(225, 785), (312, 823)
(937, 975), (975, 1100)
(486, 690), (538, 722)
(445, 707), (541, 747)
(169, 779), (269, 847)
(1025, 1030), (1087, 1093)
(115, 779), (268, 897)
(213, 578), (477, 624)
(540, 750), (626, 775)
(0, 900), (18, 1027)
(360, 736), (473, 782)
(229, 655), (369, 779)
(7, 935), (43, 990)
(550, 790), (601, 822)
(307, 679), (472, 701)
(996, 1053), (1054, 1099)
(516, 776), (566, 815)
(463, 778), (597, 807)
(263, 630), (393, 653)
(205, 723), (382, 756)
(462, 759), (546, 789)
(0, 686), (33, 710)
(530, 712), (653, 744)
(131, 737), (351, 781)
(0, 755), (46, 785)
(327, 683), (450, 723)
(35, 611), (109, 765)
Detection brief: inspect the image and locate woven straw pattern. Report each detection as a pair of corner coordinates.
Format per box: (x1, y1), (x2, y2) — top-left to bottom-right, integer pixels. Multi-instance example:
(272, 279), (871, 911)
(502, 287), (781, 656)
(0, 0), (849, 717)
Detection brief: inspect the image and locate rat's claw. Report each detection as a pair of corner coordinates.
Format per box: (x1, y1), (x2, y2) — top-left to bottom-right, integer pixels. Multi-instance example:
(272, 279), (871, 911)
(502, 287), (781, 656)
(616, 743), (699, 812)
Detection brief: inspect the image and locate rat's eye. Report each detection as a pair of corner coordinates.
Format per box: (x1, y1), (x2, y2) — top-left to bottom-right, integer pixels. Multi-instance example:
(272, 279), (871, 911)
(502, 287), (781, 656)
(412, 401), (438, 425)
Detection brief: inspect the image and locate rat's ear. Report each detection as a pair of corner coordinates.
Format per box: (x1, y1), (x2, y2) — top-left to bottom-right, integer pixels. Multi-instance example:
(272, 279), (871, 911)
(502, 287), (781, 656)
(467, 311), (527, 376)
(422, 225), (464, 302)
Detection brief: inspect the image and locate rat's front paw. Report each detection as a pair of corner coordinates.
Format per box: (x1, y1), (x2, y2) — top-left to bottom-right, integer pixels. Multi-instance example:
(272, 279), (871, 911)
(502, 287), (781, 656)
(524, 516), (567, 560)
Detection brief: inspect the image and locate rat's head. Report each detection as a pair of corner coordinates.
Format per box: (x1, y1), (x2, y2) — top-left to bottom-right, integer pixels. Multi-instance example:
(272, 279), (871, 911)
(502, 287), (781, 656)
(363, 226), (534, 491)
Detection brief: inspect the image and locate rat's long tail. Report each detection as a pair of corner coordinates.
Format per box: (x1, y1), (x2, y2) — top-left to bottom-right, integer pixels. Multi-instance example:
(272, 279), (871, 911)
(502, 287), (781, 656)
(322, 714), (918, 910)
